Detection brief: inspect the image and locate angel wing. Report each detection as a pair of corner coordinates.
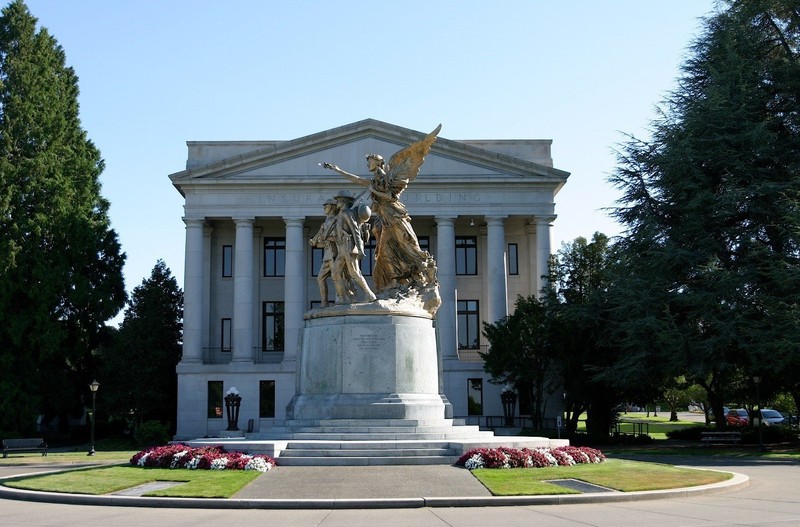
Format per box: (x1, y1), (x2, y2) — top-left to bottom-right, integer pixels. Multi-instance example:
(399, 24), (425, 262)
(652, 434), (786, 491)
(385, 124), (442, 196)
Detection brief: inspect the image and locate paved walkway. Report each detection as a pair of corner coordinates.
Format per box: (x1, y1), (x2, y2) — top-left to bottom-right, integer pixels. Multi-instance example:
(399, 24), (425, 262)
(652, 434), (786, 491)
(232, 464), (492, 500)
(1, 456), (798, 526)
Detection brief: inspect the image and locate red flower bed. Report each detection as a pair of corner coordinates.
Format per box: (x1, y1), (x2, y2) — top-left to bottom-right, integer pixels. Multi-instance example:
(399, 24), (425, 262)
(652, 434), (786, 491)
(456, 445), (605, 469)
(130, 444), (276, 472)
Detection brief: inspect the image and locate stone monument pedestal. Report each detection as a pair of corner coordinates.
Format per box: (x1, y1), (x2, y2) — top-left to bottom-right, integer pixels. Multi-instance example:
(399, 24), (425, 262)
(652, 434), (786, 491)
(286, 302), (446, 423)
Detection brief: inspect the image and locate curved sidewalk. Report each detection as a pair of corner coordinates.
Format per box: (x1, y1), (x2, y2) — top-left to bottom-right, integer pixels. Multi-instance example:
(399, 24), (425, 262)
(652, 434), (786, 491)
(0, 462), (748, 509)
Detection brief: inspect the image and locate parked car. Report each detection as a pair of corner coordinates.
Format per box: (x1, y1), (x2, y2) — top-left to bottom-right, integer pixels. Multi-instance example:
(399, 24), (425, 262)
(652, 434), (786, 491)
(709, 406), (730, 418)
(754, 409), (785, 427)
(728, 408), (787, 427)
(726, 408), (749, 426)
(779, 412), (798, 426)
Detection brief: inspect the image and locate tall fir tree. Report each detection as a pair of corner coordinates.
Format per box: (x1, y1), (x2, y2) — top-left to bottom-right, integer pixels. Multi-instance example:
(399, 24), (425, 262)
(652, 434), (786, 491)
(0, 0), (125, 434)
(608, 0), (800, 426)
(101, 261), (182, 430)
(547, 233), (623, 437)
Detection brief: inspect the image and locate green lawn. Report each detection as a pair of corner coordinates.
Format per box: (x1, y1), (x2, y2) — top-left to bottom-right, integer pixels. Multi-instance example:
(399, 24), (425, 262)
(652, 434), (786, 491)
(616, 413), (705, 439)
(4, 465), (260, 498)
(2, 457), (735, 499)
(0, 451), (137, 465)
(472, 458), (732, 496)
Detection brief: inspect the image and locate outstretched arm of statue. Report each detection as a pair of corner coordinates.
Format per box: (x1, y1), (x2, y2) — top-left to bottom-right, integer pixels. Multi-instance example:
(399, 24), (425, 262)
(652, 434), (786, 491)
(322, 162), (369, 187)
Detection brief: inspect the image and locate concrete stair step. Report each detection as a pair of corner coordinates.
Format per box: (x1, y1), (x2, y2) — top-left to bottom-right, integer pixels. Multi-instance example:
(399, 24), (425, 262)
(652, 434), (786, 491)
(288, 432), (494, 441)
(285, 440), (459, 450)
(276, 455), (459, 466)
(288, 425), (483, 434)
(280, 448), (455, 458)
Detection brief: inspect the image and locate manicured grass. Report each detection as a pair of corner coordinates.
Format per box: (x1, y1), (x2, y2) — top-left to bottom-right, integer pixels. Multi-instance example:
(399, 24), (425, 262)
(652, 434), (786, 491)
(4, 465), (260, 498)
(616, 414), (705, 439)
(0, 450), (137, 465)
(471, 458), (732, 496)
(603, 444), (800, 459)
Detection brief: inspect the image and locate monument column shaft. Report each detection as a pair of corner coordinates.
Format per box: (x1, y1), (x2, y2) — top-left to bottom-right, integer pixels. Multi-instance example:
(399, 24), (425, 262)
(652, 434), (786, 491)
(435, 215), (458, 361)
(181, 218), (205, 363)
(233, 218), (255, 362)
(486, 216), (508, 323)
(283, 217), (305, 363)
(536, 216), (554, 295)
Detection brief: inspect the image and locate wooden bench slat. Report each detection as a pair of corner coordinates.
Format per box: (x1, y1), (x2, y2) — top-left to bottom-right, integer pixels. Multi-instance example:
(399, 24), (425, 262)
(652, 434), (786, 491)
(2, 438), (48, 457)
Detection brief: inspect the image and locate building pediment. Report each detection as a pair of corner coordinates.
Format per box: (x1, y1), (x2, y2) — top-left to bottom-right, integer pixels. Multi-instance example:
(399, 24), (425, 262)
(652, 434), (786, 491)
(169, 119), (569, 195)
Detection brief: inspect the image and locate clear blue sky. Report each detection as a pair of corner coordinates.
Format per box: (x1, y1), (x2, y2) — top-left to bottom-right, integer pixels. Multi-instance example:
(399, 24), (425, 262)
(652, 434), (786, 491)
(23, 0), (718, 320)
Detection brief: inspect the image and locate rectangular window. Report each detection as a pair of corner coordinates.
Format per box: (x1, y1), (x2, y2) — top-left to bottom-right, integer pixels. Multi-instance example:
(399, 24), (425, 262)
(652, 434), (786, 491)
(508, 243), (518, 275)
(457, 300), (480, 349)
(262, 301), (284, 351)
(455, 236), (477, 275)
(467, 378), (483, 416)
(222, 245), (233, 277)
(360, 237), (377, 276)
(264, 238), (286, 277)
(311, 247), (324, 277)
(259, 380), (276, 418)
(418, 235), (430, 253)
(207, 381), (223, 418)
(221, 318), (232, 352)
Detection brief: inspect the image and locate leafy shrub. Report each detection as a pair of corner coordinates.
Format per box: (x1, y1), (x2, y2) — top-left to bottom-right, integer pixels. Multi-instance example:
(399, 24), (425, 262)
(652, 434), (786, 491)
(134, 420), (171, 447)
(740, 426), (798, 444)
(666, 426), (713, 441)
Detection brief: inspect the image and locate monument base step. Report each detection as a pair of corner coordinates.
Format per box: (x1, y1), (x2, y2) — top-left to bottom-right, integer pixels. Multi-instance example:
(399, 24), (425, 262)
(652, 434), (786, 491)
(275, 455), (460, 466)
(181, 434), (569, 466)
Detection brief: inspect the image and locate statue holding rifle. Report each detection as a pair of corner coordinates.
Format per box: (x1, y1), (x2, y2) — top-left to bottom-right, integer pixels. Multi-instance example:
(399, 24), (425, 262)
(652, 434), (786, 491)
(322, 124), (441, 299)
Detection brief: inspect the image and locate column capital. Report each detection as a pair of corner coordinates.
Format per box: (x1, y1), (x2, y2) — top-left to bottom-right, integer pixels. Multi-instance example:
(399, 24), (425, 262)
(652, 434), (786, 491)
(535, 215), (557, 225)
(183, 217), (206, 228)
(434, 215), (457, 225)
(283, 216), (305, 228)
(485, 215), (508, 226)
(232, 217), (255, 227)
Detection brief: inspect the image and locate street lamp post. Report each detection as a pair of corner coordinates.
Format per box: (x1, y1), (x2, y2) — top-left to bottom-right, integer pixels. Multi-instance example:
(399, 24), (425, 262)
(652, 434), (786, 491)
(88, 380), (100, 456)
(753, 376), (764, 452)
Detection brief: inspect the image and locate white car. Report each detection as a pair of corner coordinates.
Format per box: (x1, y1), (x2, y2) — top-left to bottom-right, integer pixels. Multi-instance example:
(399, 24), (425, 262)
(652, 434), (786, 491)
(754, 408), (786, 427)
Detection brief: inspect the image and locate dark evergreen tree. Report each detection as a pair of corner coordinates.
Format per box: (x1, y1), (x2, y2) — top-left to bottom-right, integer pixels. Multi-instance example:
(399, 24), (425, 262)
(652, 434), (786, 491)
(608, 1), (800, 428)
(481, 295), (558, 429)
(548, 233), (623, 437)
(101, 261), (182, 431)
(0, 0), (125, 434)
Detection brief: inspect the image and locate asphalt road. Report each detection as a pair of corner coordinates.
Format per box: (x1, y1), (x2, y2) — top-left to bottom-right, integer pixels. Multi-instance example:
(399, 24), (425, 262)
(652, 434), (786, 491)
(1, 455), (798, 527)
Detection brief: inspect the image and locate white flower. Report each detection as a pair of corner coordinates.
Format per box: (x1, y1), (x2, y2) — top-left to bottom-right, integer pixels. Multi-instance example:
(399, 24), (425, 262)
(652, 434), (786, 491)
(536, 448), (558, 466)
(170, 450), (188, 468)
(464, 454), (484, 470)
(137, 453), (149, 467)
(210, 457), (229, 470)
(185, 456), (200, 470)
(245, 457), (273, 472)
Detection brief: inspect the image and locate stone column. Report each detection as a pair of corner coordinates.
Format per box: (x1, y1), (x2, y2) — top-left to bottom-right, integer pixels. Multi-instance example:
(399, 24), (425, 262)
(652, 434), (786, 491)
(536, 216), (555, 295)
(435, 215), (458, 361)
(486, 215), (508, 323)
(181, 218), (205, 363)
(283, 217), (305, 364)
(201, 226), (213, 350)
(232, 218), (255, 363)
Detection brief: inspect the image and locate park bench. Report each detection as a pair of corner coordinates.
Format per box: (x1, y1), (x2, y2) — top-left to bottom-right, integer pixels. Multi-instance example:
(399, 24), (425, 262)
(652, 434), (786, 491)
(2, 438), (48, 457)
(700, 431), (741, 446)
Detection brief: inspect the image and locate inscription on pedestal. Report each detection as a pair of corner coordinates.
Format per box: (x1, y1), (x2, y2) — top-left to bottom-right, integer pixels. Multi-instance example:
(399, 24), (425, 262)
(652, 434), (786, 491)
(354, 333), (387, 351)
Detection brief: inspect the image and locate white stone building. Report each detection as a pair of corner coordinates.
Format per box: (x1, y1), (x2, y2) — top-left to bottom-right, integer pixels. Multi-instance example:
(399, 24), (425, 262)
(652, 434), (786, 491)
(170, 119), (569, 440)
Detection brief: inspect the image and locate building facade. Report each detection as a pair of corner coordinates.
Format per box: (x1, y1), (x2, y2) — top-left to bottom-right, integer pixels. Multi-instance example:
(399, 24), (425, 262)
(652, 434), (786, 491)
(170, 120), (569, 440)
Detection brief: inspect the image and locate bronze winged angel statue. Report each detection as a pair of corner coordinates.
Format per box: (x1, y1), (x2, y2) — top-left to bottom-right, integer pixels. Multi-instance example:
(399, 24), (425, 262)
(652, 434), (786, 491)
(322, 124), (442, 301)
